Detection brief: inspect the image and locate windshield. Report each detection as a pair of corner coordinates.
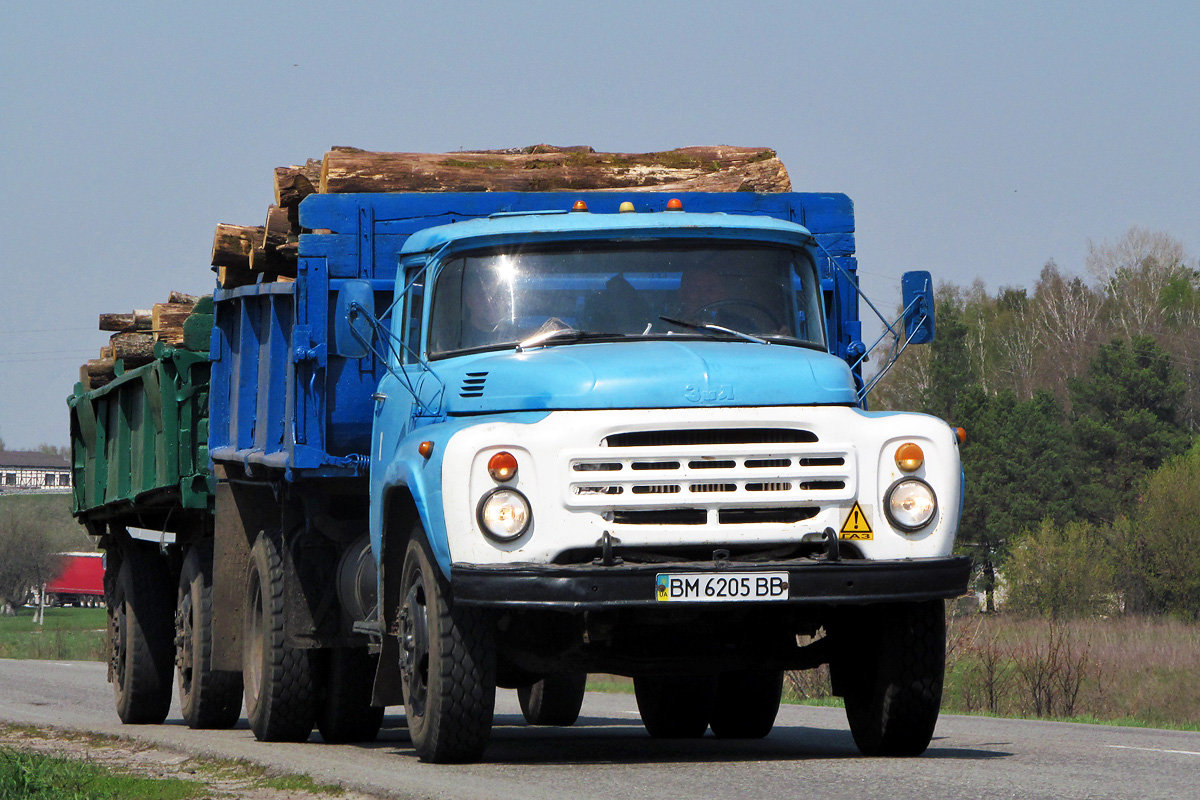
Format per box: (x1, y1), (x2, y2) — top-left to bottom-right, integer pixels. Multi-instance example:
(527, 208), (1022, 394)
(427, 241), (824, 357)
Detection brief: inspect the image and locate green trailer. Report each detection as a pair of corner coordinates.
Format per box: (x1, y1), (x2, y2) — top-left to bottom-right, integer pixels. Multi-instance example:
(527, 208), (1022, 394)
(66, 298), (242, 729)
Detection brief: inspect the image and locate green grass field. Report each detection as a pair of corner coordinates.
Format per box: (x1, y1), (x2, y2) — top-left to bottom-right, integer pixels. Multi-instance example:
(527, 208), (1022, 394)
(0, 608), (106, 662)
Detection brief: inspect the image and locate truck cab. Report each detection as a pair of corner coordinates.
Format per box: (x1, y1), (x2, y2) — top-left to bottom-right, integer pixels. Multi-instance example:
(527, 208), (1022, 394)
(351, 197), (968, 760)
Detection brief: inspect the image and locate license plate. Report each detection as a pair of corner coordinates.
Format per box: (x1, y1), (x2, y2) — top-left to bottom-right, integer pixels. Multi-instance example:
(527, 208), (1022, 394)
(655, 572), (790, 602)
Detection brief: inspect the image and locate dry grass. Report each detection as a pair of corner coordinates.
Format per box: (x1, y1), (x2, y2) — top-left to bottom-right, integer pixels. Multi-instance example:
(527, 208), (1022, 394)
(944, 614), (1200, 729)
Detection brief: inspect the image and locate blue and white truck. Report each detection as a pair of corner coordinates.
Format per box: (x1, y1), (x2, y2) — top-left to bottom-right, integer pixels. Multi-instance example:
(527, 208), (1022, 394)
(72, 183), (969, 763)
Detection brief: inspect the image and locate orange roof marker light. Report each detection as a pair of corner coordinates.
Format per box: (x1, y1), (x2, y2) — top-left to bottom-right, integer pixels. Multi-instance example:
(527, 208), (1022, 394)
(572, 200), (589, 212)
(666, 198), (684, 211)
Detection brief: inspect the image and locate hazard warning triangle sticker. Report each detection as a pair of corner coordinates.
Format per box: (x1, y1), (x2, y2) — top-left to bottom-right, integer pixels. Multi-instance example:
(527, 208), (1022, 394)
(840, 503), (873, 540)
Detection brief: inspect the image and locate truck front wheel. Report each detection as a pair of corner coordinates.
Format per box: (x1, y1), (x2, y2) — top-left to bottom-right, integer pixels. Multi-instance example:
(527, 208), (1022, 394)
(176, 543), (243, 729)
(398, 536), (496, 763)
(634, 674), (715, 738)
(243, 532), (317, 742)
(834, 600), (946, 757)
(110, 548), (175, 724)
(518, 673), (587, 726)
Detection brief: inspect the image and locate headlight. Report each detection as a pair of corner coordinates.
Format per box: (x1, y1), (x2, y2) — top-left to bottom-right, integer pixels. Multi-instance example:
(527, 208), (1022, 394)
(477, 487), (532, 541)
(884, 478), (937, 531)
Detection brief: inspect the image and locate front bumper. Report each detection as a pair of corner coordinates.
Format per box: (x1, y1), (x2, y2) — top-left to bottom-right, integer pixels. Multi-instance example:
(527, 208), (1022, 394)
(452, 555), (971, 610)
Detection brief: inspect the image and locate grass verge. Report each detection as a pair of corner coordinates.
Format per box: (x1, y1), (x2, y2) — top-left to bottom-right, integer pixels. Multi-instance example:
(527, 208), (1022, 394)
(0, 747), (200, 800)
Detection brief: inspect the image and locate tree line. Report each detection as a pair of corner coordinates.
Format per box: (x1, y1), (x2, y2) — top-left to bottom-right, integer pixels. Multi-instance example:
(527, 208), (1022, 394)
(874, 227), (1200, 619)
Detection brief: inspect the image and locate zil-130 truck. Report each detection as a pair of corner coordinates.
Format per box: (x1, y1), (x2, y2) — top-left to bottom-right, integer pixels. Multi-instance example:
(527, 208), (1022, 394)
(69, 188), (968, 763)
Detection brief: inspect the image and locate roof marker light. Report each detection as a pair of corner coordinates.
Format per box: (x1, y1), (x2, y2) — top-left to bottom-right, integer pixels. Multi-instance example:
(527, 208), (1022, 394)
(666, 198), (684, 211)
(572, 200), (589, 212)
(619, 201), (636, 213)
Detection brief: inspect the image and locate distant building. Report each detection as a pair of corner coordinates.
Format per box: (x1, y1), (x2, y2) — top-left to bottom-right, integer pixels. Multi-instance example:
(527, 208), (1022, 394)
(0, 450), (72, 493)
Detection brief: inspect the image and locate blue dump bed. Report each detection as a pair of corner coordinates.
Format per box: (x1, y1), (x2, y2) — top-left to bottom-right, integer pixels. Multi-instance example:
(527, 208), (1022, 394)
(207, 192), (856, 479)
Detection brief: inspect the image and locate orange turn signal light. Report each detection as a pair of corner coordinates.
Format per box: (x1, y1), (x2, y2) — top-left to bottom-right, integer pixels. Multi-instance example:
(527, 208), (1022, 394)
(488, 451), (518, 481)
(418, 441), (434, 459)
(955, 427), (967, 445)
(895, 442), (924, 473)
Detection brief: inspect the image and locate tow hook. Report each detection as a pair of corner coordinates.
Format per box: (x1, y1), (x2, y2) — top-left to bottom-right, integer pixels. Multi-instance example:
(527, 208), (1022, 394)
(593, 531), (623, 566)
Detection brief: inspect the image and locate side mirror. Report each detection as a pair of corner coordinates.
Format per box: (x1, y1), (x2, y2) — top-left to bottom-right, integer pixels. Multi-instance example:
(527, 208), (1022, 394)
(901, 271), (935, 344)
(333, 280), (375, 358)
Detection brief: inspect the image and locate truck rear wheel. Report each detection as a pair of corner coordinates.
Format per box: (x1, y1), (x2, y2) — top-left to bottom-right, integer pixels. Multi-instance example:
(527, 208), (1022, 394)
(176, 544), (243, 729)
(110, 547), (175, 725)
(243, 532), (317, 742)
(835, 600), (945, 757)
(633, 674), (715, 738)
(398, 537), (496, 763)
(317, 647), (385, 743)
(518, 673), (587, 726)
(709, 669), (783, 739)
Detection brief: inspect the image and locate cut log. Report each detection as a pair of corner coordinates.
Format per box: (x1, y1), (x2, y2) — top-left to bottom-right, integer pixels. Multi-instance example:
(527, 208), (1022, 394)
(86, 359), (116, 389)
(274, 159), (322, 208)
(168, 291), (200, 306)
(98, 310), (152, 332)
(263, 205), (292, 250)
(318, 145), (791, 194)
(110, 332), (156, 365)
(152, 303), (192, 345)
(211, 224), (264, 270)
(218, 264), (256, 290)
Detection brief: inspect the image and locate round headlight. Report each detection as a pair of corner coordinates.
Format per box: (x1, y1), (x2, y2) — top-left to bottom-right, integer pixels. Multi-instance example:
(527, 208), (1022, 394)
(884, 478), (937, 531)
(477, 488), (532, 541)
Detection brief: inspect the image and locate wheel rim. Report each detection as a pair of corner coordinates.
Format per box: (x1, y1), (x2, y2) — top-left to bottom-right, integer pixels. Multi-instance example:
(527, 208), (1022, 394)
(111, 600), (127, 692)
(244, 568), (265, 711)
(399, 570), (430, 718)
(175, 585), (195, 697)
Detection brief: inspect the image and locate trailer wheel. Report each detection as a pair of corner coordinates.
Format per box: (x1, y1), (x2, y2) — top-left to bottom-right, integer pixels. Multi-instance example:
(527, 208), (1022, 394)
(709, 669), (783, 739)
(835, 600), (945, 757)
(243, 532), (317, 742)
(518, 673), (587, 726)
(398, 536), (495, 763)
(317, 647), (385, 743)
(110, 548), (174, 725)
(633, 674), (715, 738)
(176, 544), (244, 729)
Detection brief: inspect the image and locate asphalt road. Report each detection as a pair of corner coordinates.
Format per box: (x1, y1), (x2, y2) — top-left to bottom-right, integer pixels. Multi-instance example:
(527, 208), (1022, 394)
(0, 659), (1197, 800)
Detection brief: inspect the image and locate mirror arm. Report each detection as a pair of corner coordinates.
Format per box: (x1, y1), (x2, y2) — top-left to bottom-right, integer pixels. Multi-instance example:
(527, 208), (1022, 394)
(349, 301), (445, 417)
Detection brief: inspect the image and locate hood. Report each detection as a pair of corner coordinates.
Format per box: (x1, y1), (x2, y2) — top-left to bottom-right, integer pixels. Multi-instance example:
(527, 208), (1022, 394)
(434, 340), (858, 414)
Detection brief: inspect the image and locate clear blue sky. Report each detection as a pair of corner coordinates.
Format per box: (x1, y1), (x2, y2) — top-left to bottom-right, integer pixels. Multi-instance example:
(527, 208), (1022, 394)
(1, 1), (1197, 449)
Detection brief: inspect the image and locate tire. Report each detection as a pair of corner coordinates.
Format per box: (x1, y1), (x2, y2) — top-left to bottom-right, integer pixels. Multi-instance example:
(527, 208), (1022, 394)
(243, 531), (317, 742)
(518, 673), (587, 726)
(109, 547), (175, 725)
(399, 537), (496, 763)
(709, 669), (783, 739)
(835, 600), (946, 757)
(633, 674), (715, 738)
(176, 544), (244, 729)
(317, 647), (385, 743)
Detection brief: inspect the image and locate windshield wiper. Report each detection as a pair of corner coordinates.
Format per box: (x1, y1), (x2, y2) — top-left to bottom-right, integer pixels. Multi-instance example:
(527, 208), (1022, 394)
(659, 316), (769, 345)
(516, 327), (626, 352)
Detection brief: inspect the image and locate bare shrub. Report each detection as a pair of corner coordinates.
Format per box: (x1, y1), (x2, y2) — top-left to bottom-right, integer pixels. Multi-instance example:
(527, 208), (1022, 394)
(1010, 621), (1095, 717)
(784, 665), (832, 701)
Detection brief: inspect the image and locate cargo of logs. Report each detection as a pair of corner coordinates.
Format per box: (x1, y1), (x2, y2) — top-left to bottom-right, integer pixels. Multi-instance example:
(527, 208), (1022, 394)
(210, 144), (791, 289)
(82, 292), (212, 389)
